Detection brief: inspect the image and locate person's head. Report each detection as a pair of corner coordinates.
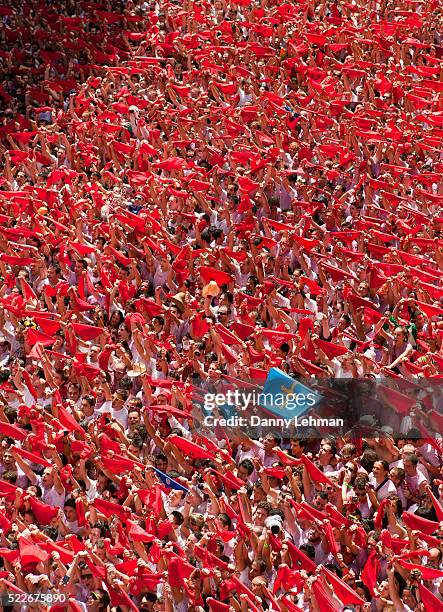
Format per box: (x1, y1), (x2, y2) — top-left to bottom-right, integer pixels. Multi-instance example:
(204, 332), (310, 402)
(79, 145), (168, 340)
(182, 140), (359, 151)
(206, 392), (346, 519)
(113, 389), (128, 409)
(341, 443), (357, 461)
(87, 588), (110, 611)
(64, 499), (77, 523)
(427, 547), (442, 568)
(155, 453), (168, 473)
(403, 453), (419, 477)
(41, 468), (54, 489)
(290, 438), (307, 458)
(67, 383), (81, 402)
(250, 558), (267, 578)
(263, 432), (281, 453)
(253, 501), (271, 526)
(318, 442), (336, 466)
(353, 476), (369, 501)
(313, 491), (328, 511)
(78, 562), (94, 590)
(237, 458), (254, 481)
(389, 467), (405, 488)
(81, 395), (95, 416)
(338, 314), (351, 331)
(216, 512), (232, 531)
(393, 326), (408, 343)
(127, 410), (141, 428)
(372, 460), (390, 482)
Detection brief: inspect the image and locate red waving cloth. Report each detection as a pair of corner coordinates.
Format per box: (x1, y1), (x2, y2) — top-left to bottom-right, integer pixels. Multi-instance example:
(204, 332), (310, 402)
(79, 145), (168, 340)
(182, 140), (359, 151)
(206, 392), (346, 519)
(71, 322), (104, 340)
(286, 541), (317, 572)
(207, 599), (231, 612)
(323, 567), (365, 606)
(311, 579), (337, 612)
(28, 497), (58, 525)
(378, 385), (415, 416)
(302, 455), (334, 486)
(361, 550), (380, 596)
(11, 446), (51, 468)
(57, 404), (85, 438)
(418, 583), (443, 612)
(168, 434), (216, 460)
(199, 266), (233, 285)
(324, 521), (340, 555)
(403, 511), (439, 535)
(0, 421), (27, 441)
(127, 520), (156, 543)
(92, 498), (132, 521)
(397, 560), (443, 580)
(315, 338), (349, 358)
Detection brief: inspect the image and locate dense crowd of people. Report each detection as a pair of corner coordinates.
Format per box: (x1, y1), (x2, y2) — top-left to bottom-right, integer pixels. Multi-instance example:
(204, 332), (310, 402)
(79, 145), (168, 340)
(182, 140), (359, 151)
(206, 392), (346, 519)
(0, 0), (442, 609)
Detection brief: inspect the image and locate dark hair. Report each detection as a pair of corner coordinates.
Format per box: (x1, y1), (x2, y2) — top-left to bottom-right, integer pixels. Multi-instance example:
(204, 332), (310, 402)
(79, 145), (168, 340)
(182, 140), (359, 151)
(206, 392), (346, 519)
(300, 543), (315, 559)
(239, 459), (254, 475)
(360, 449), (378, 472)
(217, 512), (232, 528)
(375, 460), (390, 473)
(171, 511), (184, 526)
(403, 453), (419, 466)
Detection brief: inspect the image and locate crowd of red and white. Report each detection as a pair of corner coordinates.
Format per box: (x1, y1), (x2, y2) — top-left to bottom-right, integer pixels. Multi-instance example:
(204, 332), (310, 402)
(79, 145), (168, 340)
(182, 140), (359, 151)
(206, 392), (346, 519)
(0, 0), (442, 609)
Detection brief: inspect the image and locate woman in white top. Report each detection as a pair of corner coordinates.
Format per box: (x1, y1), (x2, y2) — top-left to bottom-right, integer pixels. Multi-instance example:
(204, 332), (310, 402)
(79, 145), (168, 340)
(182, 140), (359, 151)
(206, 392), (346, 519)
(369, 460), (397, 502)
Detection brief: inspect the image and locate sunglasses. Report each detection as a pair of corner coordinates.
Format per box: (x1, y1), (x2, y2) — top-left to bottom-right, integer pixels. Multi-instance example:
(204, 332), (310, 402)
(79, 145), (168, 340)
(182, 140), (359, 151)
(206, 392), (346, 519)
(90, 592), (101, 601)
(81, 574), (93, 580)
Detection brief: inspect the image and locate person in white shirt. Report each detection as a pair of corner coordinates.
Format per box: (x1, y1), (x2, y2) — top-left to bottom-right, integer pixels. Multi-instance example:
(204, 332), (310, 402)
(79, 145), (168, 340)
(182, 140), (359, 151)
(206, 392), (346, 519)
(369, 460), (397, 502)
(403, 452), (428, 504)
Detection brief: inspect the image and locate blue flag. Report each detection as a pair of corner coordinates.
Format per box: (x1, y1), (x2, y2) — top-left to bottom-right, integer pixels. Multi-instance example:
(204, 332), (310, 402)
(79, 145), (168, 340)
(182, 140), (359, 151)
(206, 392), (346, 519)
(153, 467), (189, 493)
(260, 367), (321, 420)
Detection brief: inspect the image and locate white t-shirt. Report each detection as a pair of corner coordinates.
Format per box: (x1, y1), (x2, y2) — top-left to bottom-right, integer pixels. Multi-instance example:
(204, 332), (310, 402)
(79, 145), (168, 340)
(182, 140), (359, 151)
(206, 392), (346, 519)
(35, 477), (66, 508)
(368, 475), (397, 502)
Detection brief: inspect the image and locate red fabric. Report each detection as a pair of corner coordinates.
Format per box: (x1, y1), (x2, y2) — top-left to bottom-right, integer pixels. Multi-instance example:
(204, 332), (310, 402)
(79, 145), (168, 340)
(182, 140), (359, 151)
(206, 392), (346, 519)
(168, 434), (216, 460)
(418, 583), (443, 612)
(12, 446), (51, 467)
(0, 420), (27, 440)
(207, 598), (231, 612)
(199, 266), (233, 286)
(403, 511), (439, 535)
(19, 537), (50, 564)
(71, 322), (104, 340)
(57, 403), (85, 437)
(360, 549), (380, 596)
(127, 520), (156, 543)
(315, 338), (349, 358)
(378, 385), (415, 416)
(286, 541), (317, 572)
(323, 567), (365, 605)
(302, 455), (334, 486)
(311, 579), (337, 612)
